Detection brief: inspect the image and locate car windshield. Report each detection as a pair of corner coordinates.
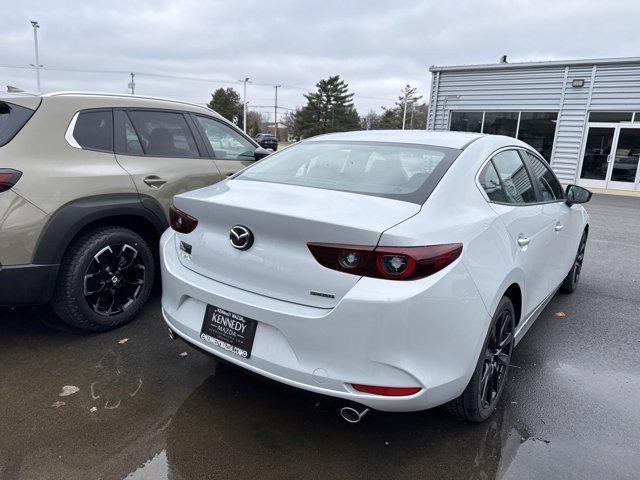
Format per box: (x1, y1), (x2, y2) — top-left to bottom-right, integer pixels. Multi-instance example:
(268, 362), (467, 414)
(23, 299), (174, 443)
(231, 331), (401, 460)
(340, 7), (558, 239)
(237, 140), (460, 203)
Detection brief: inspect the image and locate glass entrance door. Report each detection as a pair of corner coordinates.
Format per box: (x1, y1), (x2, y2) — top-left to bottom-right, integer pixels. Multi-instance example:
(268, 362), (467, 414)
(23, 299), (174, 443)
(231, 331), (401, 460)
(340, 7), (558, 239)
(608, 127), (640, 190)
(579, 125), (640, 191)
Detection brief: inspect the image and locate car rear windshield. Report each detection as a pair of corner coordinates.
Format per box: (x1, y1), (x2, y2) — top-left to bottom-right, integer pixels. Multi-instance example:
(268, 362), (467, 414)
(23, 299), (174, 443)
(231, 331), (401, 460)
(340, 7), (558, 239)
(0, 101), (35, 147)
(237, 140), (461, 203)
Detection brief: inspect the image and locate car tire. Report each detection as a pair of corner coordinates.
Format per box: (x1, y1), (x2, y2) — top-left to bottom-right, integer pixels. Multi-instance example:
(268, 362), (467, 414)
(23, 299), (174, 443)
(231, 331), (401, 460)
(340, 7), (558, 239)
(50, 226), (155, 332)
(560, 229), (588, 294)
(445, 296), (515, 422)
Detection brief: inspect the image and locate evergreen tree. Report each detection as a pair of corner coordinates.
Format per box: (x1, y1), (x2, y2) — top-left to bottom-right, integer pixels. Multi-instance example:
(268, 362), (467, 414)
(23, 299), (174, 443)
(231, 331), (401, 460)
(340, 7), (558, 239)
(294, 75), (360, 138)
(208, 88), (243, 125)
(370, 84), (426, 130)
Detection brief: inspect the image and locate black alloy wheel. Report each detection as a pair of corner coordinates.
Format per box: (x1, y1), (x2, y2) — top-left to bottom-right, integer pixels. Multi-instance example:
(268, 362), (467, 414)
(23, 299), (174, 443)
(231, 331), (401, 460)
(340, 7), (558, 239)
(479, 306), (514, 410)
(445, 296), (516, 422)
(573, 232), (587, 284)
(560, 229), (588, 294)
(84, 243), (146, 316)
(51, 226), (155, 332)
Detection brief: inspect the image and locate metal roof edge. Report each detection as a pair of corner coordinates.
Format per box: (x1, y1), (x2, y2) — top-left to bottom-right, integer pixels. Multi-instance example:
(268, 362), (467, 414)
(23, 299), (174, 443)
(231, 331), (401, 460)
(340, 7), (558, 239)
(429, 56), (640, 73)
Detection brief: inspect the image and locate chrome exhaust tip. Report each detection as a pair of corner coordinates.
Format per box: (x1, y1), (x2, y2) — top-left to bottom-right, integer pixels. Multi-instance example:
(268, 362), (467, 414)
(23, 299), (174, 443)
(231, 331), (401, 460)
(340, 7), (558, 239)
(340, 405), (370, 424)
(167, 327), (176, 340)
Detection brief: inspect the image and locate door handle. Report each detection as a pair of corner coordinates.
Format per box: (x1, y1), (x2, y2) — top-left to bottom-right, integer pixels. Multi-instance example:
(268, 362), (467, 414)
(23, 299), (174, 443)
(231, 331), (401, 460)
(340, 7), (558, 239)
(225, 172), (234, 178)
(555, 222), (564, 232)
(143, 175), (167, 188)
(517, 235), (530, 247)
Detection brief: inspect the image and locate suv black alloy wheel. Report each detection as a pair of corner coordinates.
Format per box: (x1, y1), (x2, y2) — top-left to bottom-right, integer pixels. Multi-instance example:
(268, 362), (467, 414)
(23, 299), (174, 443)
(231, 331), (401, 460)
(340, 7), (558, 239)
(84, 243), (146, 316)
(51, 226), (155, 332)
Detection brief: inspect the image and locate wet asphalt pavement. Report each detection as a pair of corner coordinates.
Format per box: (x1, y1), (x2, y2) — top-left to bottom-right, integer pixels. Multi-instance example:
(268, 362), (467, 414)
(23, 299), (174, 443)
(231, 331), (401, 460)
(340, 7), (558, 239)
(1, 194), (639, 480)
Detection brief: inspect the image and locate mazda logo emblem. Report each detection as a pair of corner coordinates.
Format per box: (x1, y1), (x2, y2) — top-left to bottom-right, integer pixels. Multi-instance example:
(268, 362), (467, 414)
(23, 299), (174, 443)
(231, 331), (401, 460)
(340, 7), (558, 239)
(229, 225), (254, 250)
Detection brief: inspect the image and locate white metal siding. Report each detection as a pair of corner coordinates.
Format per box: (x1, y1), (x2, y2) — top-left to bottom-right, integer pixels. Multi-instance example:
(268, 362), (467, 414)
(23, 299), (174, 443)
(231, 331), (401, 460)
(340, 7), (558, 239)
(428, 60), (640, 183)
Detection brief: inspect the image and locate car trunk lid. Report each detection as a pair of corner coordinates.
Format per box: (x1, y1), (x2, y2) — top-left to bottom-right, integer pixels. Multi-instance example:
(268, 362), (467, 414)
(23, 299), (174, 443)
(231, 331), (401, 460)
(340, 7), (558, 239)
(173, 179), (420, 308)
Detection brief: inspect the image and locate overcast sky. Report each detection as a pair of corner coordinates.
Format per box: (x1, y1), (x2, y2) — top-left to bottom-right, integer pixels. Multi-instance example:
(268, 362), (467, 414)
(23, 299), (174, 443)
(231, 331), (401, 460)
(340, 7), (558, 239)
(2, 0), (640, 118)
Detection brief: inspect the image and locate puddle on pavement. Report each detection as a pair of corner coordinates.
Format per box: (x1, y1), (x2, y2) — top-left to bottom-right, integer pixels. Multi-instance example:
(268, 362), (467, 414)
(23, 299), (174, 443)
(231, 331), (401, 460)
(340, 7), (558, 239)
(1, 304), (629, 480)
(106, 365), (552, 480)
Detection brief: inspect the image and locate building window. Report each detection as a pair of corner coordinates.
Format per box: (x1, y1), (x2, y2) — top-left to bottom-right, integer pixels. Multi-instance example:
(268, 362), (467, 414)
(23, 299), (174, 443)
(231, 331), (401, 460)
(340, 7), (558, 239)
(449, 111), (483, 133)
(517, 112), (558, 161)
(448, 110), (558, 161)
(588, 111), (633, 123)
(483, 112), (518, 137)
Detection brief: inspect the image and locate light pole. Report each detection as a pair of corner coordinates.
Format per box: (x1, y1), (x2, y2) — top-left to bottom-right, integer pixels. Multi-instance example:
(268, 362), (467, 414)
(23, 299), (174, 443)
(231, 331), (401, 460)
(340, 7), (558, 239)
(242, 77), (250, 133)
(401, 91), (408, 130)
(274, 84), (281, 140)
(128, 72), (136, 94)
(30, 20), (42, 92)
(410, 102), (415, 129)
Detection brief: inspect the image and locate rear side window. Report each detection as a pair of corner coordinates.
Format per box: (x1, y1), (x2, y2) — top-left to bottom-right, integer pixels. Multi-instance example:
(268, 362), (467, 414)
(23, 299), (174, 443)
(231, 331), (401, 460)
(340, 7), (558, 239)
(524, 151), (564, 201)
(128, 111), (199, 157)
(0, 101), (35, 147)
(490, 150), (537, 204)
(478, 161), (508, 203)
(73, 110), (113, 152)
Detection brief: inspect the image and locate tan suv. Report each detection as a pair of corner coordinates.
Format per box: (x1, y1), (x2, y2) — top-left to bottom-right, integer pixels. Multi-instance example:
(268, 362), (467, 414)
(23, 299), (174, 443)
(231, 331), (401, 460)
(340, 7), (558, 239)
(0, 91), (268, 331)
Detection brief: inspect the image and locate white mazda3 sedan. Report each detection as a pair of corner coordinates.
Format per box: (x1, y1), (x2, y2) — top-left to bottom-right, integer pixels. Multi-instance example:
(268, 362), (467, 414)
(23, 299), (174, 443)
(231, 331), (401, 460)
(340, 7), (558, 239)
(160, 130), (591, 422)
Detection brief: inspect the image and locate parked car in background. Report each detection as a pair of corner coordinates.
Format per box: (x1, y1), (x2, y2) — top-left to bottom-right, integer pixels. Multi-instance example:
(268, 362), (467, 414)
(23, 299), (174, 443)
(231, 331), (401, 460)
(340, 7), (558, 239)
(254, 133), (278, 151)
(0, 91), (269, 331)
(161, 130), (591, 422)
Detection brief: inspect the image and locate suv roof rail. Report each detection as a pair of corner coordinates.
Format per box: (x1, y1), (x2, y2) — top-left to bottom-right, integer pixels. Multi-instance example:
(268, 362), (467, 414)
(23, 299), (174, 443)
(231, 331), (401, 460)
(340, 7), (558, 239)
(43, 91), (215, 113)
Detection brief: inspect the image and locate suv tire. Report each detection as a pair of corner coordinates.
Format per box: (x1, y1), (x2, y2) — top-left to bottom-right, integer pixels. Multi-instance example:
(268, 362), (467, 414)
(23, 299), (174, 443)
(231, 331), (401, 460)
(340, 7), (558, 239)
(51, 226), (155, 332)
(445, 296), (515, 422)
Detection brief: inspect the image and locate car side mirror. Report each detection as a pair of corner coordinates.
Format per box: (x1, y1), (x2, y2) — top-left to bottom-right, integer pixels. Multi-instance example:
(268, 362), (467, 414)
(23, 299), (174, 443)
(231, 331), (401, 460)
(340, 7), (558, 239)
(565, 184), (592, 206)
(254, 147), (271, 161)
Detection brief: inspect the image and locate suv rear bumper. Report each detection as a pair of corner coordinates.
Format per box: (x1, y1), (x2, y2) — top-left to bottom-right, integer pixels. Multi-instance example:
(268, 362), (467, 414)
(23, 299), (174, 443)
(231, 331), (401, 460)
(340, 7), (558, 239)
(0, 263), (58, 306)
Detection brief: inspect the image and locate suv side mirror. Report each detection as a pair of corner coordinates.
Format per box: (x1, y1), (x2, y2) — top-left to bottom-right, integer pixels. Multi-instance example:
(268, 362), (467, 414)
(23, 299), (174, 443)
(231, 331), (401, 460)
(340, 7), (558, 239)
(254, 147), (271, 160)
(565, 184), (592, 206)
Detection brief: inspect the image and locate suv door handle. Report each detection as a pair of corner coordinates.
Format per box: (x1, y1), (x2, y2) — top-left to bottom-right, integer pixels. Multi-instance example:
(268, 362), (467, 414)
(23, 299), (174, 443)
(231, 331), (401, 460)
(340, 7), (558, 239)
(517, 235), (530, 247)
(143, 175), (167, 188)
(555, 222), (564, 232)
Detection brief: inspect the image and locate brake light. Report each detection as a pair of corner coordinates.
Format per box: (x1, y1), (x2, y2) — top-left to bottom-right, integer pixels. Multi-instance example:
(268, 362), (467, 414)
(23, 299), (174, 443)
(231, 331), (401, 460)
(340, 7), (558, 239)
(0, 169), (22, 193)
(351, 384), (422, 396)
(307, 242), (462, 280)
(169, 204), (198, 233)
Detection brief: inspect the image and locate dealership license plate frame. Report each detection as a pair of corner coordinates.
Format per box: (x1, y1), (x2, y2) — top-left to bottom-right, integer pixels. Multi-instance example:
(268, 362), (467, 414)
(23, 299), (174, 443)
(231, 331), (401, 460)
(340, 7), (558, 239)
(200, 305), (258, 358)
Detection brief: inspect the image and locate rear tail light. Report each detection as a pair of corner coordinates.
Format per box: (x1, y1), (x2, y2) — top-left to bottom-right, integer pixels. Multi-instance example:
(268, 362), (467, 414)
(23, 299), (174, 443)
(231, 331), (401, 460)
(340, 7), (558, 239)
(351, 384), (422, 396)
(307, 242), (462, 280)
(169, 204), (198, 233)
(0, 169), (22, 193)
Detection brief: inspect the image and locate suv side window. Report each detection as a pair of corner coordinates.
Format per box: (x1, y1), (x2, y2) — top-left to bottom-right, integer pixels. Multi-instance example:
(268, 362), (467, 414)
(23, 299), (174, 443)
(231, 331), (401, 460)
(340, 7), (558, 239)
(127, 110), (200, 157)
(73, 110), (113, 152)
(490, 149), (537, 204)
(196, 116), (255, 160)
(113, 110), (144, 155)
(0, 101), (35, 147)
(523, 151), (564, 201)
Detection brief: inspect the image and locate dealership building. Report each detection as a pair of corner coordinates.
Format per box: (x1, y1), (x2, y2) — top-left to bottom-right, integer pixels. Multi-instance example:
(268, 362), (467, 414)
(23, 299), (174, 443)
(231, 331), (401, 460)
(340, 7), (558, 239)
(427, 57), (640, 194)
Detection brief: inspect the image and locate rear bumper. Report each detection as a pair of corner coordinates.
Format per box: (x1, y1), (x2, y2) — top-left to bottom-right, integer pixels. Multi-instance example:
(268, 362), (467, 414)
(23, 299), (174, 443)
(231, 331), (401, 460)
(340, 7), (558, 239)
(0, 263), (58, 306)
(160, 230), (491, 412)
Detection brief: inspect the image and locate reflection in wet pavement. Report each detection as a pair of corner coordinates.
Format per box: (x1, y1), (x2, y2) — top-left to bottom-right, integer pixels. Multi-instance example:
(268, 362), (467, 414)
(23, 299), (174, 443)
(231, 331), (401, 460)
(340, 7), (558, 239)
(1, 194), (639, 480)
